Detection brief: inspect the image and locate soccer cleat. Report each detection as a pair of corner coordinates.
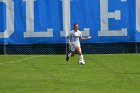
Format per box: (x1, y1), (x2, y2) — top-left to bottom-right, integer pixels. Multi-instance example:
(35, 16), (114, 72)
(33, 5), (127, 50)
(66, 54), (69, 61)
(79, 60), (85, 65)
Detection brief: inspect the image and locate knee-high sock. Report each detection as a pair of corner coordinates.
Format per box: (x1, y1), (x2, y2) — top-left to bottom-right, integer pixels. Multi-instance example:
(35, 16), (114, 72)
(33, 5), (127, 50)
(68, 53), (71, 57)
(79, 55), (84, 61)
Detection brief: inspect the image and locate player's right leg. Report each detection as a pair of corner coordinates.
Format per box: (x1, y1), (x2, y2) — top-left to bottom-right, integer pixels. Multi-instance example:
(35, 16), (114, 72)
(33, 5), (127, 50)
(66, 45), (75, 61)
(66, 51), (75, 61)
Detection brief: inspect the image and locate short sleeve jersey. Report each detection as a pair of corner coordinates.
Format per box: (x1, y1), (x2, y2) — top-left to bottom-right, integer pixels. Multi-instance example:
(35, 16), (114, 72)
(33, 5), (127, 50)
(69, 30), (82, 44)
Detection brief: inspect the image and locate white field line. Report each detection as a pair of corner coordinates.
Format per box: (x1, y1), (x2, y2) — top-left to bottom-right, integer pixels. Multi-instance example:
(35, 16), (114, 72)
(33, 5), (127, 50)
(0, 55), (45, 65)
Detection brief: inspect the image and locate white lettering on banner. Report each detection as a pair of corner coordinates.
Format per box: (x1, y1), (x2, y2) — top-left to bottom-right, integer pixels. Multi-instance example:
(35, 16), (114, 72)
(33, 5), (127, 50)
(23, 0), (53, 37)
(60, 0), (71, 37)
(0, 0), (14, 38)
(60, 0), (90, 37)
(136, 0), (140, 32)
(98, 0), (128, 36)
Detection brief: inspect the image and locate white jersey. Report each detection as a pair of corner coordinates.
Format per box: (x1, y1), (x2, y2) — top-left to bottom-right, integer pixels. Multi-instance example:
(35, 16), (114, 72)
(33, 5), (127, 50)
(69, 30), (82, 44)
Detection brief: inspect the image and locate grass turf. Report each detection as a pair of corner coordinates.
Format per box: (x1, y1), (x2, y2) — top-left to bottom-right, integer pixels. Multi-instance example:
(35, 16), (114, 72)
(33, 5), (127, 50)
(0, 54), (140, 93)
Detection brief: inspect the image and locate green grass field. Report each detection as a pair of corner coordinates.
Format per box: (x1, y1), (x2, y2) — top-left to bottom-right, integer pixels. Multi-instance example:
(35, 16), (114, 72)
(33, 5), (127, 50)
(0, 54), (140, 93)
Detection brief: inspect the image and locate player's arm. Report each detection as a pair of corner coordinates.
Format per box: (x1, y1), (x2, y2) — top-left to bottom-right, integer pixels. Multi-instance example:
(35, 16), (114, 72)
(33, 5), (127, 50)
(80, 36), (92, 40)
(67, 32), (72, 45)
(67, 36), (71, 46)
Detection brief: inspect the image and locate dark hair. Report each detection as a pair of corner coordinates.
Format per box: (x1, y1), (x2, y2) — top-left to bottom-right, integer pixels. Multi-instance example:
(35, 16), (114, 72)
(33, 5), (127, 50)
(74, 23), (78, 27)
(73, 23), (78, 29)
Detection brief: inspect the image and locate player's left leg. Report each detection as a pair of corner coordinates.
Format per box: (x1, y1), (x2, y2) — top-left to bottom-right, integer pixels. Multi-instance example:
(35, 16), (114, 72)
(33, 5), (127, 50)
(76, 46), (85, 64)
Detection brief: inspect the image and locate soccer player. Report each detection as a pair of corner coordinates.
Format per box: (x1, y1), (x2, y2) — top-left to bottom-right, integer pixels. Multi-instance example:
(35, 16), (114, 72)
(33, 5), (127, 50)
(66, 23), (92, 64)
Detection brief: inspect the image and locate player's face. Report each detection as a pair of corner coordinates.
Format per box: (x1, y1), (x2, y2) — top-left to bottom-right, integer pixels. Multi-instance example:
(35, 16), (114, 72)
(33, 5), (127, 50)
(74, 24), (79, 30)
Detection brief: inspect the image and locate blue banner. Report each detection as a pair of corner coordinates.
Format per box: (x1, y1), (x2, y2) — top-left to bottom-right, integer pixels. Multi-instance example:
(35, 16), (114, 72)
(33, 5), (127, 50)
(0, 0), (139, 44)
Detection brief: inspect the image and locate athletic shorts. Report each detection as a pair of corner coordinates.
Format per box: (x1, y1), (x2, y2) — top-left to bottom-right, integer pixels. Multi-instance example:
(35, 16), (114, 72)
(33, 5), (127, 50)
(70, 43), (81, 51)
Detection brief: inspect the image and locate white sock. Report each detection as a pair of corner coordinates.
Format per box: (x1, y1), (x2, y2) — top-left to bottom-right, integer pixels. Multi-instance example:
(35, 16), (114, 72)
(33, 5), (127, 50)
(79, 55), (84, 61)
(68, 53), (71, 57)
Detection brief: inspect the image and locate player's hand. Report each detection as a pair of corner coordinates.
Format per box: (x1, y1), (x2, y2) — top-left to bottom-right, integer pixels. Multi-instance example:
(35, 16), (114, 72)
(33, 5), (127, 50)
(87, 36), (92, 39)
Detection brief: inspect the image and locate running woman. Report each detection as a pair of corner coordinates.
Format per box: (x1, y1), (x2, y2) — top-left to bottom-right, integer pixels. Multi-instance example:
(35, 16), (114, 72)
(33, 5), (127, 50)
(66, 23), (92, 64)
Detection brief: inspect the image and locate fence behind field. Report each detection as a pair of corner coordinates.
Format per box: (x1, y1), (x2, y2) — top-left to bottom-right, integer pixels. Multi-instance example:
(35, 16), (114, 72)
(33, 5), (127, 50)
(0, 43), (139, 54)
